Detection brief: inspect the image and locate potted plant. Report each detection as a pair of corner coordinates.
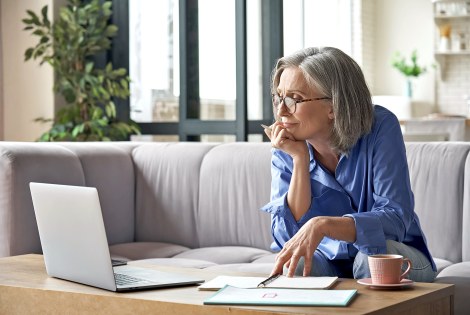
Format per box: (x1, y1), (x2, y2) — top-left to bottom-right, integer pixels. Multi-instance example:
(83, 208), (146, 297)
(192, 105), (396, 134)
(391, 50), (428, 99)
(22, 0), (140, 141)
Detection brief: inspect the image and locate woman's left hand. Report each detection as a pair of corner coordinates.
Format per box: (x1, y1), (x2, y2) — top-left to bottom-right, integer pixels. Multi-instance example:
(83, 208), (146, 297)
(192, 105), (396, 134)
(270, 217), (326, 277)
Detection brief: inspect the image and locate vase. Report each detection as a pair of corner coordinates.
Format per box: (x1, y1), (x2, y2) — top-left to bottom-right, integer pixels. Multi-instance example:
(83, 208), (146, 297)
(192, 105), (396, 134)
(405, 79), (413, 99)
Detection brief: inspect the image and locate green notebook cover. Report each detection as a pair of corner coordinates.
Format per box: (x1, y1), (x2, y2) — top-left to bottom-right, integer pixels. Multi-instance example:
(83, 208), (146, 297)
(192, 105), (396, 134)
(203, 285), (357, 307)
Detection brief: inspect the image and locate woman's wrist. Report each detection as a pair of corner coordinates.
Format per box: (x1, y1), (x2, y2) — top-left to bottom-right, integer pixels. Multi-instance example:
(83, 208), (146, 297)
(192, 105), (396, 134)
(313, 216), (356, 243)
(292, 151), (309, 167)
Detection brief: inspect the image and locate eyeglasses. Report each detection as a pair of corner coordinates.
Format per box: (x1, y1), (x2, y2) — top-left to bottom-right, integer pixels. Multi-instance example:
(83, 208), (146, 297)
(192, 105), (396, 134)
(272, 94), (331, 114)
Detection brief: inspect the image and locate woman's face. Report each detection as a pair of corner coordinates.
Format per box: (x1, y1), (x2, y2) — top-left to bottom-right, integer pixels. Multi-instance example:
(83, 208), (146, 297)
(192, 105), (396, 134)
(275, 67), (334, 142)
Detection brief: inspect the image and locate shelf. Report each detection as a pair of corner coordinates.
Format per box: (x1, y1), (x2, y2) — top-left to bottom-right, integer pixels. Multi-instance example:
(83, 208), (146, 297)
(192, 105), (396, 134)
(434, 14), (470, 19)
(433, 53), (470, 80)
(433, 0), (470, 80)
(435, 51), (470, 55)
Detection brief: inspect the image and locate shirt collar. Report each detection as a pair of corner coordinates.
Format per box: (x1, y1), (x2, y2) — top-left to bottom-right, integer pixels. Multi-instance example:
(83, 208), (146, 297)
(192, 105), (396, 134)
(307, 141), (346, 193)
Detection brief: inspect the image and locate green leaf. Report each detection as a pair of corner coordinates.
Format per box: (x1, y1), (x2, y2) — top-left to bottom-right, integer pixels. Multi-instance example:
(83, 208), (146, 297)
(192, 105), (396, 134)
(85, 62), (94, 73)
(104, 25), (118, 37)
(41, 6), (50, 28)
(32, 29), (44, 36)
(22, 18), (34, 25)
(24, 48), (34, 61)
(114, 68), (126, 76)
(26, 10), (41, 26)
(105, 101), (116, 118)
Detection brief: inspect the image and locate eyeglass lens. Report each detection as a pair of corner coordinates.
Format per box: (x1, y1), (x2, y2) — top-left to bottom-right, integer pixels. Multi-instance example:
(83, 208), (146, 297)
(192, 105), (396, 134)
(272, 95), (295, 111)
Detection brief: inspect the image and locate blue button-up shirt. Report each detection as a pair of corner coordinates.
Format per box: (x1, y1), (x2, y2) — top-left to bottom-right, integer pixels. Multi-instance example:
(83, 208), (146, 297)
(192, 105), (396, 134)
(261, 105), (436, 271)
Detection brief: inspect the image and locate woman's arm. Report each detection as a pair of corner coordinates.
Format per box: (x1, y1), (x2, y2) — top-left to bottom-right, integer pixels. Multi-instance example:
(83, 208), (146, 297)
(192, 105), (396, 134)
(288, 155), (311, 221)
(266, 123), (311, 220)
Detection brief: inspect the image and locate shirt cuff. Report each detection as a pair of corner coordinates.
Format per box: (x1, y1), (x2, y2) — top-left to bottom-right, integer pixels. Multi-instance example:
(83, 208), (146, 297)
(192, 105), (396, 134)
(343, 213), (387, 255)
(260, 193), (299, 231)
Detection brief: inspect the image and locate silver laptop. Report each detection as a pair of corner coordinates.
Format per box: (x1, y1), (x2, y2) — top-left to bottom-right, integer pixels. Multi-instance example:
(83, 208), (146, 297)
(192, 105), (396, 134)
(30, 182), (205, 292)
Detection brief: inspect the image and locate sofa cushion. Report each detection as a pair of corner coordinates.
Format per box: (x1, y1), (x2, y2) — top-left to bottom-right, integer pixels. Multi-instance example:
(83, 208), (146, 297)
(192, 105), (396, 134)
(433, 258), (454, 274)
(204, 263), (274, 275)
(133, 143), (216, 248)
(405, 143), (470, 263)
(435, 262), (470, 315)
(197, 143), (273, 250)
(133, 258), (217, 269)
(252, 253), (277, 264)
(109, 242), (189, 260)
(173, 246), (273, 264)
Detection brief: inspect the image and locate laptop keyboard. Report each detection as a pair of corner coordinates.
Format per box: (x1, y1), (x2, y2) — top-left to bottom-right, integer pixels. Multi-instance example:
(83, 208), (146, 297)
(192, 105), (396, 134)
(114, 273), (150, 286)
(111, 259), (127, 267)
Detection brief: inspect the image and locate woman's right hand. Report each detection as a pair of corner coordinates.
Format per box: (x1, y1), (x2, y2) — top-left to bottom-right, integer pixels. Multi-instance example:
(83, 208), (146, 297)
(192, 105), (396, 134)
(264, 122), (308, 161)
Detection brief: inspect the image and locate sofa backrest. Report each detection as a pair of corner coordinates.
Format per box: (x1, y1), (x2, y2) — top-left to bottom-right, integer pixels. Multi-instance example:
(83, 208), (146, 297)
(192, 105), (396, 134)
(0, 142), (137, 257)
(132, 142), (217, 248)
(1, 141), (469, 263)
(196, 143), (273, 250)
(405, 142), (470, 263)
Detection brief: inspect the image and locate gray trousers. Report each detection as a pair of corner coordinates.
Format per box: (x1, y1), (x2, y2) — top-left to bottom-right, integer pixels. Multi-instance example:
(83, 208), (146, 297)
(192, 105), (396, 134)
(295, 240), (437, 282)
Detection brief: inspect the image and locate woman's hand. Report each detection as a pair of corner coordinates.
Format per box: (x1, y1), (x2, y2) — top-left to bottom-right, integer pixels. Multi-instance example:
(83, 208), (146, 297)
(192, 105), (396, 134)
(264, 122), (308, 161)
(270, 217), (326, 277)
(270, 217), (356, 277)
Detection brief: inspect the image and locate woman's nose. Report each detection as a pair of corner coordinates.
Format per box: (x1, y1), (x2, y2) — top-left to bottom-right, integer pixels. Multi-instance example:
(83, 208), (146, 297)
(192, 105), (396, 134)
(277, 101), (290, 117)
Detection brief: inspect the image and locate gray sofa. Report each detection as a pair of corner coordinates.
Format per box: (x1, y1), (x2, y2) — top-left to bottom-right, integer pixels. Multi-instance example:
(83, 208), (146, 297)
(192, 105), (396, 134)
(0, 141), (469, 313)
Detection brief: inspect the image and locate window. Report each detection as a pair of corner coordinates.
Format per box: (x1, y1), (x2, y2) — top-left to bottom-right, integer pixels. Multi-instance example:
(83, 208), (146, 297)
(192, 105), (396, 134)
(283, 0), (353, 56)
(115, 0), (283, 142)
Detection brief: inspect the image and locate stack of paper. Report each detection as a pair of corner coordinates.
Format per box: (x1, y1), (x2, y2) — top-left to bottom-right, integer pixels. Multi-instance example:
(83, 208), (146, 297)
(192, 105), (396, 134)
(198, 275), (338, 291)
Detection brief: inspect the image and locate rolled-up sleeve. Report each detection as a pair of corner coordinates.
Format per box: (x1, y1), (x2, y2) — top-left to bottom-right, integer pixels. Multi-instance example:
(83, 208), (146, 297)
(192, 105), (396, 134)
(344, 113), (414, 255)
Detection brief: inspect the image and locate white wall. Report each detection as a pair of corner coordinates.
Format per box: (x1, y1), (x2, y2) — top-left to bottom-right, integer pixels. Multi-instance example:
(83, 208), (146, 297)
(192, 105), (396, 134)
(373, 0), (436, 116)
(1, 0), (54, 141)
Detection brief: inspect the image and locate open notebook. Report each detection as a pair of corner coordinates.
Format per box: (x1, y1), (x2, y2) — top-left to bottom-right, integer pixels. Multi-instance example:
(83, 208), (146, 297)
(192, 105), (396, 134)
(198, 275), (338, 291)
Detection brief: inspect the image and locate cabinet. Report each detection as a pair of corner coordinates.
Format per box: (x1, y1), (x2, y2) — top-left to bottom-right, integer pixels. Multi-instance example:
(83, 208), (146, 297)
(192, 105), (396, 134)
(432, 0), (470, 79)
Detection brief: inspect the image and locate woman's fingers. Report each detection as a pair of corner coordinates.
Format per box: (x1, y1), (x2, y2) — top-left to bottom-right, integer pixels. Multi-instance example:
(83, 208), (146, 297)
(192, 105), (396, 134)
(272, 128), (294, 149)
(263, 127), (272, 140)
(270, 255), (286, 276)
(286, 254), (301, 277)
(302, 251), (313, 276)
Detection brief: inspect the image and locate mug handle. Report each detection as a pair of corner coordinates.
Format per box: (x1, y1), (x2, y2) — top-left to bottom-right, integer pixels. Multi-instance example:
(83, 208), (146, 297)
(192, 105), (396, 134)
(400, 258), (412, 280)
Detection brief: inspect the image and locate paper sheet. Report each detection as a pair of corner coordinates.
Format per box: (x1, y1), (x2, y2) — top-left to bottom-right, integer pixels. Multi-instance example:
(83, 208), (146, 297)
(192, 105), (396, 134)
(198, 275), (338, 291)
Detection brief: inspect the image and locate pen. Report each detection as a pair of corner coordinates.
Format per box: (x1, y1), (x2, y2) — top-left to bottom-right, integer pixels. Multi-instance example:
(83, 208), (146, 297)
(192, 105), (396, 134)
(260, 124), (272, 132)
(257, 273), (281, 288)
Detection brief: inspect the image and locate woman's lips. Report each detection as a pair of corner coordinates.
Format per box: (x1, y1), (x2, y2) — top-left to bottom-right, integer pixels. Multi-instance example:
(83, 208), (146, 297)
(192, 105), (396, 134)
(282, 122), (297, 129)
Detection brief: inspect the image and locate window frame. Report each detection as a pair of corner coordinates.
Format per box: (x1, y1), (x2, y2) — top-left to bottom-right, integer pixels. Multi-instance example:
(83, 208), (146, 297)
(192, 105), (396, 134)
(110, 0), (283, 141)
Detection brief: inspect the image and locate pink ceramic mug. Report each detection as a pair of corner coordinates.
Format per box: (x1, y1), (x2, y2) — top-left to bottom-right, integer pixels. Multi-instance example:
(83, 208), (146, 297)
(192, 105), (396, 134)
(368, 254), (412, 284)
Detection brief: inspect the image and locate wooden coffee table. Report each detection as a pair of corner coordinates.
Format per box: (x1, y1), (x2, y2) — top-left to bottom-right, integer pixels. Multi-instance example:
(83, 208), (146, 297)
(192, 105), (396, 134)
(0, 255), (453, 314)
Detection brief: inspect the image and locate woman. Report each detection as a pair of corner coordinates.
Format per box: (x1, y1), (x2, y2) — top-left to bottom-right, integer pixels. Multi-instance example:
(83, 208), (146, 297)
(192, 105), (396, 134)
(261, 47), (436, 282)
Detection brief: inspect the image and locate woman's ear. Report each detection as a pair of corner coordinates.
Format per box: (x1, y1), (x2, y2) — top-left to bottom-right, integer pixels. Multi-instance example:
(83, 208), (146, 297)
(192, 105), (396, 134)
(327, 105), (335, 120)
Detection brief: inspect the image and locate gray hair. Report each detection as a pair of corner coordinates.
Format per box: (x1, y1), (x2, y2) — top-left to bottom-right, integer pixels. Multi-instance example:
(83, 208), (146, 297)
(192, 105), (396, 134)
(272, 47), (374, 154)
